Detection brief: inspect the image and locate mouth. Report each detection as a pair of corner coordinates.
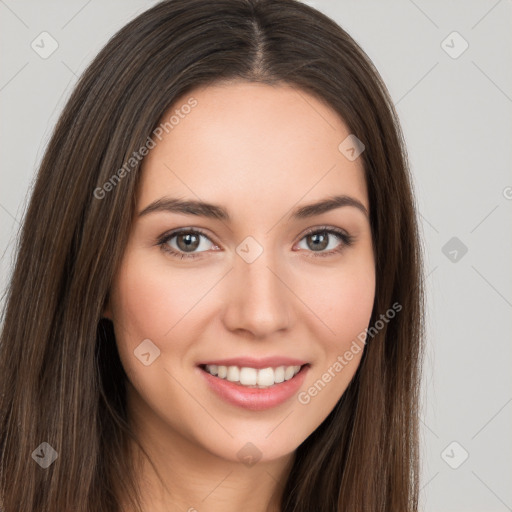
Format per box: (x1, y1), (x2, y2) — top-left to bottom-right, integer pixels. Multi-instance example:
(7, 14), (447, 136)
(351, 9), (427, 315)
(196, 360), (310, 411)
(198, 363), (308, 389)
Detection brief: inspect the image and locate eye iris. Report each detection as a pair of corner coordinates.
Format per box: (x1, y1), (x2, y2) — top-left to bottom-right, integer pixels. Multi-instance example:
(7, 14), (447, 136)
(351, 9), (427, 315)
(307, 232), (329, 251)
(177, 233), (200, 252)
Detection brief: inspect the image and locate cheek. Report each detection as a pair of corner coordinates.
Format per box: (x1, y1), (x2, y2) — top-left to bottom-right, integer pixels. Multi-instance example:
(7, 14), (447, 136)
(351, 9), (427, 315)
(332, 270), (375, 341)
(111, 253), (201, 344)
(294, 261), (375, 418)
(109, 254), (198, 408)
(296, 256), (376, 349)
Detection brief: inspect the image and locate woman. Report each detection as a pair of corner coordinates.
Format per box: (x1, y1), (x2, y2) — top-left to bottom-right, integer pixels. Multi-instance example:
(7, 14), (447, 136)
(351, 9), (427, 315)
(0, 0), (425, 510)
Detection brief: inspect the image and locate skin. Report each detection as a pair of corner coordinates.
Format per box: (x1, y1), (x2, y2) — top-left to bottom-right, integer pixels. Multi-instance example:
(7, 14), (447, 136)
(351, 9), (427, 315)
(104, 81), (376, 512)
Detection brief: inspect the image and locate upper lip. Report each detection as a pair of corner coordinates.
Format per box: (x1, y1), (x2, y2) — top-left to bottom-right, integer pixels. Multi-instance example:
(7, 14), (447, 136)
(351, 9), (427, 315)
(197, 357), (309, 369)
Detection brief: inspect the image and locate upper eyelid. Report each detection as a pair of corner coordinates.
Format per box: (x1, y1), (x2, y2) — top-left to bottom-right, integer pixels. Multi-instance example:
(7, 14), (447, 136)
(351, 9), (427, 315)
(160, 227), (217, 246)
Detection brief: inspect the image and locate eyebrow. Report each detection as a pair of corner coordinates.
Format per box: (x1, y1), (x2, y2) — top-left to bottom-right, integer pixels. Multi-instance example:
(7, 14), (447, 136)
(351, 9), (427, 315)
(138, 194), (369, 221)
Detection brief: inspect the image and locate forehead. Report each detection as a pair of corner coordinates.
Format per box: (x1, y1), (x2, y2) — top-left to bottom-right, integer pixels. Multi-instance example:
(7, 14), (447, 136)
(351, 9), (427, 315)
(137, 81), (368, 219)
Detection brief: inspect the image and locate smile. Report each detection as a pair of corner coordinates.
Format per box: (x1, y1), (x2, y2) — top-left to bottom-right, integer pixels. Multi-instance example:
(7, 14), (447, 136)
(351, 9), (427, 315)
(197, 360), (310, 411)
(201, 364), (303, 388)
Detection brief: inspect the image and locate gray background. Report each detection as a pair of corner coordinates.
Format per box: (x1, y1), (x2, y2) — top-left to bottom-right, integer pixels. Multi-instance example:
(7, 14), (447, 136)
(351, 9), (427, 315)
(1, 1), (511, 511)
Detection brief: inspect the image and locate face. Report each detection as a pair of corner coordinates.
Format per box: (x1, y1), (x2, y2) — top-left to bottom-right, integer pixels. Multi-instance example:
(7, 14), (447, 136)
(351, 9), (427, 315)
(106, 81), (375, 465)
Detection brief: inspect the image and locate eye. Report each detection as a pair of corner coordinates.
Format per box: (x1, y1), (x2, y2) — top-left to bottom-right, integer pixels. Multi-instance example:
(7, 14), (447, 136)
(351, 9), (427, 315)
(157, 228), (218, 260)
(157, 226), (355, 261)
(295, 227), (355, 257)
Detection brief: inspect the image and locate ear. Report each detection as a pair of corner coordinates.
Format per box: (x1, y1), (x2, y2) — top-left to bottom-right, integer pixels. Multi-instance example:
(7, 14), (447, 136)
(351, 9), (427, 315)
(102, 294), (113, 320)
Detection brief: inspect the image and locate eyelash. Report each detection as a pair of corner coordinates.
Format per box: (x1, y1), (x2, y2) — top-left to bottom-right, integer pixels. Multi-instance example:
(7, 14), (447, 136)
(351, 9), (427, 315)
(156, 226), (355, 260)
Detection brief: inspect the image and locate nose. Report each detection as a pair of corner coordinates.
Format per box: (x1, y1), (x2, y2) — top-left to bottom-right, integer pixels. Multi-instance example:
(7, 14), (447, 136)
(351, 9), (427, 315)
(221, 250), (293, 339)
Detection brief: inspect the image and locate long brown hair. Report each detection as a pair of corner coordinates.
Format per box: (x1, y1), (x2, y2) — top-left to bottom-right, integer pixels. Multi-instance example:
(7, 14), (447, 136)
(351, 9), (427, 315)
(0, 0), (425, 510)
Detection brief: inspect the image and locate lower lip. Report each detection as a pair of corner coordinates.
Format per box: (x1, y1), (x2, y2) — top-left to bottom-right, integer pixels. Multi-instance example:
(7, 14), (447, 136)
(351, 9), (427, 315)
(198, 365), (310, 411)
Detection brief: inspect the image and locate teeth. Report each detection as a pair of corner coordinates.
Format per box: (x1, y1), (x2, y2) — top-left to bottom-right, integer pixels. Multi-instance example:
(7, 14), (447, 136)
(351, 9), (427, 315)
(256, 367), (274, 387)
(204, 364), (302, 388)
(274, 366), (285, 383)
(240, 367), (257, 386)
(284, 366), (295, 380)
(226, 366), (240, 382)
